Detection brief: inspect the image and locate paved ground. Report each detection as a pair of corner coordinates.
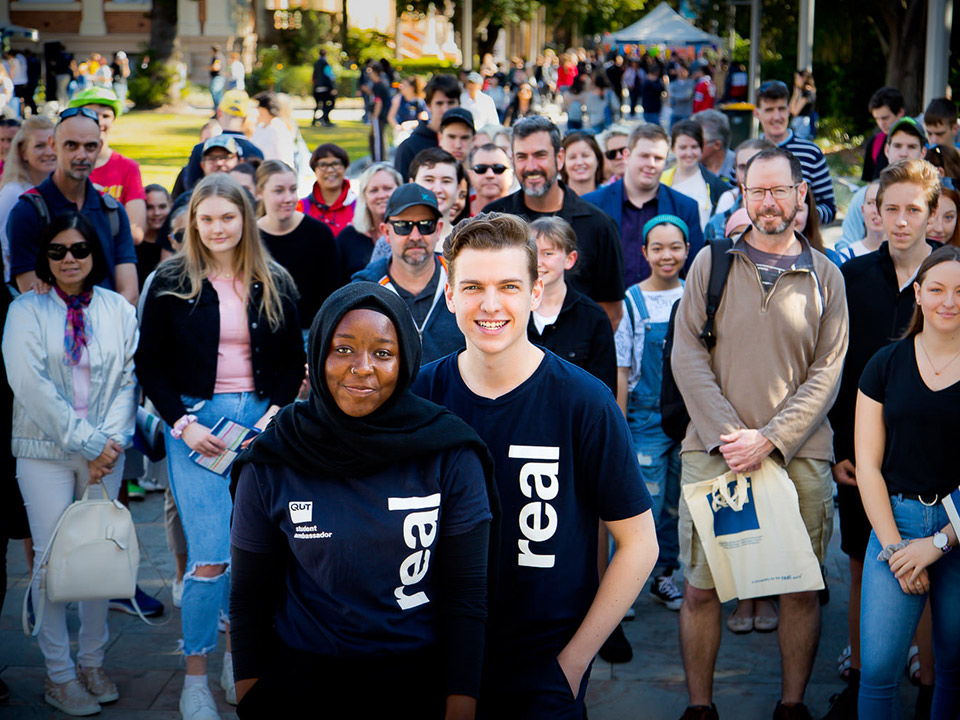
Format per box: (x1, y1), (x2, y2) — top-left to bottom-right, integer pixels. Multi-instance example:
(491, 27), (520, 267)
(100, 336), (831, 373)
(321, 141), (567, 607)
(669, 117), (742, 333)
(0, 487), (921, 719)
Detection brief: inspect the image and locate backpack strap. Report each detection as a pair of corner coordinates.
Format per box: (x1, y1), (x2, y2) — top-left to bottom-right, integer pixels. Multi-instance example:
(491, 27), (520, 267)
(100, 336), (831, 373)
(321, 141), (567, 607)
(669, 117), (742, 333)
(21, 187), (121, 241)
(21, 189), (51, 229)
(100, 192), (121, 239)
(627, 284), (649, 321)
(699, 238), (734, 350)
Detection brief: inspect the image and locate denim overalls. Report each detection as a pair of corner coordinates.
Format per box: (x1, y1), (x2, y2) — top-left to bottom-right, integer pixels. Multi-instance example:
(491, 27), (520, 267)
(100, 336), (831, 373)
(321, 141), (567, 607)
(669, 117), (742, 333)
(625, 284), (681, 571)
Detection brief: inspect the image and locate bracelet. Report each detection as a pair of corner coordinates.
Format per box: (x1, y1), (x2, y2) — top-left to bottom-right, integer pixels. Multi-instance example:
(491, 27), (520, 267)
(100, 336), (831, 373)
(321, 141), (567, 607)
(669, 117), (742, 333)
(877, 539), (912, 562)
(170, 414), (197, 440)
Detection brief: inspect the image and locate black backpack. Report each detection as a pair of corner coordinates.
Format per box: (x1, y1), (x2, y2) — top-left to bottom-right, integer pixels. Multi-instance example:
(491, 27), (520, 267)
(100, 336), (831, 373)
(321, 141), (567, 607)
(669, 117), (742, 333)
(660, 239), (734, 443)
(20, 187), (122, 240)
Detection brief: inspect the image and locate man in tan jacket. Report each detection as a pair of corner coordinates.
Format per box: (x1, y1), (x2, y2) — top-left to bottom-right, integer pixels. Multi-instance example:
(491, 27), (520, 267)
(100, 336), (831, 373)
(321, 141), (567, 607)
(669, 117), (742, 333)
(671, 147), (849, 720)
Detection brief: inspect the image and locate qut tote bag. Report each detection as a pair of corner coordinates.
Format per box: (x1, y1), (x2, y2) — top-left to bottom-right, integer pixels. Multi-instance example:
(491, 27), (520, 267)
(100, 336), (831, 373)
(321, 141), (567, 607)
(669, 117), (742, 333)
(682, 457), (824, 602)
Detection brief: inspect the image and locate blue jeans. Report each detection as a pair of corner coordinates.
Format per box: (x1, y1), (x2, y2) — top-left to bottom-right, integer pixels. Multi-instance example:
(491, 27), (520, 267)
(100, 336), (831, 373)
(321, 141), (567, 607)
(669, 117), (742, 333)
(166, 392), (268, 656)
(632, 427), (680, 571)
(209, 76), (225, 110)
(859, 496), (960, 719)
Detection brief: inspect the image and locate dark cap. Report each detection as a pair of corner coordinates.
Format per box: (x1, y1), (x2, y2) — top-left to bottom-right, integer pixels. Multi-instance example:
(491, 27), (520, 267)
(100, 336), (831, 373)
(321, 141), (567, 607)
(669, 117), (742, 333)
(440, 107), (475, 132)
(202, 135), (240, 156)
(888, 116), (927, 145)
(384, 183), (442, 219)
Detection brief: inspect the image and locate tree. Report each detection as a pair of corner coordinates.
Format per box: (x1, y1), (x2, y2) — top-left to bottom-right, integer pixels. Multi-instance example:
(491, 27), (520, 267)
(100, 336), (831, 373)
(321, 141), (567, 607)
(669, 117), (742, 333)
(148, 0), (178, 66)
(867, 0), (927, 112)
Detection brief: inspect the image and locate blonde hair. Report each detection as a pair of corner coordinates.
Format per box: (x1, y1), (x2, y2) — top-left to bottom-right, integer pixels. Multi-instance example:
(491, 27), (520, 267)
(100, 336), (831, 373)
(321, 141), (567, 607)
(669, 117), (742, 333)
(352, 162), (401, 235)
(0, 116), (55, 188)
(158, 173), (296, 332)
(254, 159), (296, 218)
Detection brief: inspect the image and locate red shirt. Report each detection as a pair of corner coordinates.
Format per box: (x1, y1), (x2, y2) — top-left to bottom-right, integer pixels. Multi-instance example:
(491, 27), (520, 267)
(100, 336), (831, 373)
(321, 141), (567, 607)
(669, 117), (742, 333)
(301, 179), (357, 236)
(692, 77), (716, 112)
(90, 151), (146, 205)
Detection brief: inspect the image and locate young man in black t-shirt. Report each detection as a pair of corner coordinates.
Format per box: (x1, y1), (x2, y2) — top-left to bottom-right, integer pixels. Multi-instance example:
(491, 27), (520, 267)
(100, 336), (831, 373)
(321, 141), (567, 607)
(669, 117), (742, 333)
(369, 63), (393, 163)
(413, 213), (656, 719)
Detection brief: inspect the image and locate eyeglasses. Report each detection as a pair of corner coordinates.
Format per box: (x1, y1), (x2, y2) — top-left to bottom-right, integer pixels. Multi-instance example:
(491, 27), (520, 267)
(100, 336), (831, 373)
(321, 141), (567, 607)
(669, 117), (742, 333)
(57, 107), (100, 126)
(472, 163), (508, 175)
(389, 219), (438, 236)
(758, 80), (789, 94)
(46, 242), (93, 260)
(316, 161), (344, 171)
(743, 184), (799, 201)
(170, 228), (185, 245)
(605, 148), (626, 160)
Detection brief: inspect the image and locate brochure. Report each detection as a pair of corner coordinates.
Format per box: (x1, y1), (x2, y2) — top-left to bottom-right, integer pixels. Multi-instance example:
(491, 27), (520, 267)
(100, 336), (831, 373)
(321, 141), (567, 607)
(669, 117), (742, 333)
(188, 417), (260, 475)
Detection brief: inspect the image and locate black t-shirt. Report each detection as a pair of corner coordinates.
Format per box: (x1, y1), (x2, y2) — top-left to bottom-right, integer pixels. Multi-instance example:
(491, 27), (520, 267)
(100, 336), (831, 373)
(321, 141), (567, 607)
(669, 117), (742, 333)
(336, 225), (377, 286)
(135, 241), (162, 290)
(231, 447), (492, 658)
(372, 80), (391, 115)
(859, 337), (960, 497)
(412, 351), (650, 664)
(260, 215), (341, 329)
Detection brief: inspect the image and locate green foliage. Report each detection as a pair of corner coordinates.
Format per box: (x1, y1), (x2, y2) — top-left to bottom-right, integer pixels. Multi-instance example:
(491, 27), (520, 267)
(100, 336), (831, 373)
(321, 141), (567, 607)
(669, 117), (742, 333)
(393, 58), (458, 77)
(273, 11), (335, 66)
(349, 28), (394, 64)
(127, 58), (177, 109)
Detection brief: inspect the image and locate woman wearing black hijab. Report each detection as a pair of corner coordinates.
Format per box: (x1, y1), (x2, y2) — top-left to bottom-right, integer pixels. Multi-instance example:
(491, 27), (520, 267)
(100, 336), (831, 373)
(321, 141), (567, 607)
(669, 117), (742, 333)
(229, 282), (497, 719)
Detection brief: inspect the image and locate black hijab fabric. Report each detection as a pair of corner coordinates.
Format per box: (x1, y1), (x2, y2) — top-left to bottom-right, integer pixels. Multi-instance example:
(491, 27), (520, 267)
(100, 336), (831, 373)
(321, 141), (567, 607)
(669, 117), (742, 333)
(233, 282), (497, 490)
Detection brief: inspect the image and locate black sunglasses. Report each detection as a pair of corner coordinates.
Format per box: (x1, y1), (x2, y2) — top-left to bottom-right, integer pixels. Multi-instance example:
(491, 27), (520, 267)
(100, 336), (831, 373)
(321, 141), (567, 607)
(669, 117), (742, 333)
(46, 242), (93, 261)
(57, 107), (100, 125)
(472, 163), (508, 175)
(604, 148), (625, 160)
(170, 228), (185, 245)
(389, 219), (438, 236)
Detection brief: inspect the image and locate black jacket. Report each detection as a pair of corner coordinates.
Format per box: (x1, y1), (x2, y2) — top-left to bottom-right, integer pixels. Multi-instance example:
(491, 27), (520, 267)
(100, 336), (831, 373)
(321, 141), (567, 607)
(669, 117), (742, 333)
(136, 271), (305, 426)
(829, 240), (939, 463)
(394, 122), (438, 182)
(527, 287), (617, 394)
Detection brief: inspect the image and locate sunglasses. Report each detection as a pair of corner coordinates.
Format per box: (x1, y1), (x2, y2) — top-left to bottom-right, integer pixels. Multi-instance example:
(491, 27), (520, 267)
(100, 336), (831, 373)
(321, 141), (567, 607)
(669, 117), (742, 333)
(605, 148), (626, 160)
(389, 219), (438, 236)
(57, 107), (100, 125)
(46, 242), (93, 261)
(170, 228), (185, 245)
(472, 163), (508, 175)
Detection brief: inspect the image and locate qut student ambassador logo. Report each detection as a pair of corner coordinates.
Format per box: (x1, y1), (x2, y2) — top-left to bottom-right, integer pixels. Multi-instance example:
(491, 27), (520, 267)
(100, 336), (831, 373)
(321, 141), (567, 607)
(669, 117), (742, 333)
(289, 501), (313, 524)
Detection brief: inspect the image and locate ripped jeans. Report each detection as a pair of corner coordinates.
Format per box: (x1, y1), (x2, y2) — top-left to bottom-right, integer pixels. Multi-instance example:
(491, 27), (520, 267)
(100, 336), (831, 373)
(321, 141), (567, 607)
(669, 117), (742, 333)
(166, 392), (269, 656)
(631, 426), (681, 572)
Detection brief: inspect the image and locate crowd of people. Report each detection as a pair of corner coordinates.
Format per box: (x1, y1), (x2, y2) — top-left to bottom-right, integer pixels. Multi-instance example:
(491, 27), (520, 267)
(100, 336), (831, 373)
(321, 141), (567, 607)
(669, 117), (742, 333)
(0, 49), (958, 720)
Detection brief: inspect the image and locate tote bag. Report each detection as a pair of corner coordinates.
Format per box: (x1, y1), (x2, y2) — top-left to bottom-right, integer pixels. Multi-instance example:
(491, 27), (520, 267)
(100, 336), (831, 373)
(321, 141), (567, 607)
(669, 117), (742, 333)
(682, 458), (824, 602)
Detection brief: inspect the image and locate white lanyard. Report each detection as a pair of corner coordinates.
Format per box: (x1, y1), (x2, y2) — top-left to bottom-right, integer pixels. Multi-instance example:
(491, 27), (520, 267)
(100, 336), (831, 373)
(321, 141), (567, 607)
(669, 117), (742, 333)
(378, 259), (448, 341)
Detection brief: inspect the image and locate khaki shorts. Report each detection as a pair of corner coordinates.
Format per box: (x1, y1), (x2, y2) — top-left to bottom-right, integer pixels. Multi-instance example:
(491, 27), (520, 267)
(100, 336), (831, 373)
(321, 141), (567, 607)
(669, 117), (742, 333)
(678, 451), (834, 591)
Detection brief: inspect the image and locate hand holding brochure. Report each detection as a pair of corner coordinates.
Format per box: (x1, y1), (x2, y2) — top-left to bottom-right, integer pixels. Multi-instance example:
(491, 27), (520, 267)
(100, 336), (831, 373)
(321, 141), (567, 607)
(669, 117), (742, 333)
(188, 417), (260, 475)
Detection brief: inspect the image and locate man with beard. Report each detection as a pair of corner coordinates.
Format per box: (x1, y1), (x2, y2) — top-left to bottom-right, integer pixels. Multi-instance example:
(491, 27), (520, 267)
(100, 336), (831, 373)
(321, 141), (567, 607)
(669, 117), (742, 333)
(671, 146), (848, 720)
(352, 183), (464, 364)
(7, 108), (138, 305)
(484, 116), (626, 328)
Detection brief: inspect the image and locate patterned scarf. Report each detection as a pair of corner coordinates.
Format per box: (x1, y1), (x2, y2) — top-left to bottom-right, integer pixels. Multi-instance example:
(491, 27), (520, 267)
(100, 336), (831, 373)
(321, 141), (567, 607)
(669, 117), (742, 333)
(54, 286), (93, 366)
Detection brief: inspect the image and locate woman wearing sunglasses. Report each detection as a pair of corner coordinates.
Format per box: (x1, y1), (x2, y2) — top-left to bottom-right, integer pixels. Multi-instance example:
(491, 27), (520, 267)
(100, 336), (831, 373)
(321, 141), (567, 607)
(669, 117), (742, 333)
(2, 211), (138, 716)
(136, 173), (304, 719)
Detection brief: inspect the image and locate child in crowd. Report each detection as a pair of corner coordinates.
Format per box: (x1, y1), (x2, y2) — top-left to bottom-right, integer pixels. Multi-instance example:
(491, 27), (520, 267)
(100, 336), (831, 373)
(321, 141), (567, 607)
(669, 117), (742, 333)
(615, 214), (690, 611)
(841, 181), (884, 261)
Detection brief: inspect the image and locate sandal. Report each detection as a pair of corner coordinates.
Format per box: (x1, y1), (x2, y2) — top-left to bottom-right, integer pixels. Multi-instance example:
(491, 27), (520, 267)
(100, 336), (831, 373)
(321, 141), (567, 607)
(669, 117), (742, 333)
(837, 644), (852, 681)
(907, 645), (921, 686)
(753, 598), (779, 632)
(726, 613), (754, 633)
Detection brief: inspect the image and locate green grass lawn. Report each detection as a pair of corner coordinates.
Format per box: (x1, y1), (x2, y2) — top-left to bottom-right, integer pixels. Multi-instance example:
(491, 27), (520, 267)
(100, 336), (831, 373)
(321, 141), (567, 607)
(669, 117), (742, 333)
(109, 111), (369, 191)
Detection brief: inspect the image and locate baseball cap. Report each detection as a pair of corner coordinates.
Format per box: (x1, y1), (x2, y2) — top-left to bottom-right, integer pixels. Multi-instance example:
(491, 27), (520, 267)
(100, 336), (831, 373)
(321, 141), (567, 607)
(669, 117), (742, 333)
(218, 90), (250, 118)
(384, 183), (442, 219)
(466, 72), (483, 85)
(68, 86), (123, 118)
(440, 107), (475, 132)
(202, 135), (240, 156)
(887, 116), (927, 145)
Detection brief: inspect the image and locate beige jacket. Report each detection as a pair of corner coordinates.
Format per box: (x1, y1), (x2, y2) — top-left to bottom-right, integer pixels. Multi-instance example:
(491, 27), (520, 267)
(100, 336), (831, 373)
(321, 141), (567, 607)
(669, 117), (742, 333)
(672, 234), (849, 464)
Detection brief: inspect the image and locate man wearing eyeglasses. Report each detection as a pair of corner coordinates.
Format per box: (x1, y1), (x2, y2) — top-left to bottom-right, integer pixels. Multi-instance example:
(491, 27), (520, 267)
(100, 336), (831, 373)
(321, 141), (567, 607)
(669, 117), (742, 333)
(755, 80), (836, 225)
(468, 143), (514, 214)
(7, 108), (139, 306)
(352, 183), (463, 364)
(671, 146), (848, 720)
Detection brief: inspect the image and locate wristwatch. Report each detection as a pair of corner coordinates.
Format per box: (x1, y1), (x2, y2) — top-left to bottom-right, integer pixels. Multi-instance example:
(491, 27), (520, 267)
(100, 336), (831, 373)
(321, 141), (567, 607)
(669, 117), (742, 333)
(933, 532), (952, 554)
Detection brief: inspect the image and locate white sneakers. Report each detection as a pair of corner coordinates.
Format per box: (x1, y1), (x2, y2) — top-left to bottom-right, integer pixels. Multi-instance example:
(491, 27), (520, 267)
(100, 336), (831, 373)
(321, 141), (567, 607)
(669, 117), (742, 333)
(179, 682), (218, 720)
(172, 578), (183, 608)
(44, 677), (100, 716)
(220, 654), (237, 705)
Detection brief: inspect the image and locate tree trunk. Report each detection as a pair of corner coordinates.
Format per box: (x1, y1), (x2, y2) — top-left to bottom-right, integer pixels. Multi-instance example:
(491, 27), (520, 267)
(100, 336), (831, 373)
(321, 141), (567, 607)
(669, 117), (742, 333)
(879, 0), (927, 113)
(149, 0), (179, 64)
(340, 0), (350, 57)
(477, 21), (501, 59)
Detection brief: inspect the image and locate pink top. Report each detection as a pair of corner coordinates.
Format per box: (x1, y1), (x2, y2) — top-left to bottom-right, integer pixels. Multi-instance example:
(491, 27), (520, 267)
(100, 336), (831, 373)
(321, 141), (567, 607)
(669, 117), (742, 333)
(210, 275), (256, 394)
(72, 346), (91, 420)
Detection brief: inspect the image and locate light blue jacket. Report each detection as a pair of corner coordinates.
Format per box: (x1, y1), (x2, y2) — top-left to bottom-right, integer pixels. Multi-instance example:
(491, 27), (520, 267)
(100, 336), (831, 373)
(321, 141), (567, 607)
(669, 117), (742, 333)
(3, 287), (138, 461)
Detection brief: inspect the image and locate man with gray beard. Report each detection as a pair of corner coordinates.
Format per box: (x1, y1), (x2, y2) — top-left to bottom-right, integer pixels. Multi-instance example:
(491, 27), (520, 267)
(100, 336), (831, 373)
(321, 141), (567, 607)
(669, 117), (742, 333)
(484, 117), (626, 329)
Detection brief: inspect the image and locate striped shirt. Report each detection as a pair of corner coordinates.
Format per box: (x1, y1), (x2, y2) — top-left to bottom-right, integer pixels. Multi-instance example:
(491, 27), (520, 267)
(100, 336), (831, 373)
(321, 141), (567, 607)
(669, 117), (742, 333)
(773, 130), (837, 225)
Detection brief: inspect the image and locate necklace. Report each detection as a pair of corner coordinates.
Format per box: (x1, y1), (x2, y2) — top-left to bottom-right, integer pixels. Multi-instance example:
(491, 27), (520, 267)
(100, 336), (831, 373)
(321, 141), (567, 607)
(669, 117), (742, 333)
(917, 335), (960, 376)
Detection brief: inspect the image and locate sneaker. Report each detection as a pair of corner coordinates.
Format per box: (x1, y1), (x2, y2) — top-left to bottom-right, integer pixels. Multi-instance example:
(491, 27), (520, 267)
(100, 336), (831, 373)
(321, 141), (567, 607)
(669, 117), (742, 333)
(77, 665), (119, 703)
(598, 623), (633, 663)
(127, 480), (146, 500)
(651, 573), (684, 611)
(179, 683), (218, 720)
(220, 654), (237, 705)
(172, 578), (183, 608)
(139, 478), (163, 492)
(680, 705), (720, 720)
(823, 675), (858, 720)
(218, 609), (228, 633)
(44, 677), (100, 716)
(110, 586), (165, 617)
(773, 701), (814, 720)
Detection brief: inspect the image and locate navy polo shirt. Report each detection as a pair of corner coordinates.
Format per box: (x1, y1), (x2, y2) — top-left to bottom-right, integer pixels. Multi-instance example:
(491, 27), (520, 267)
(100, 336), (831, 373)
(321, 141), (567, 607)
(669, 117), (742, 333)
(412, 351), (651, 663)
(231, 446), (492, 658)
(7, 176), (136, 290)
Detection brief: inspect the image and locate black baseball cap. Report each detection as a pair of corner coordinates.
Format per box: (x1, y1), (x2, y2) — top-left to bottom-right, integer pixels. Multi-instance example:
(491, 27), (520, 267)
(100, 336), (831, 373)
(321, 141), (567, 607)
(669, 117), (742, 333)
(384, 183), (442, 219)
(440, 107), (475, 132)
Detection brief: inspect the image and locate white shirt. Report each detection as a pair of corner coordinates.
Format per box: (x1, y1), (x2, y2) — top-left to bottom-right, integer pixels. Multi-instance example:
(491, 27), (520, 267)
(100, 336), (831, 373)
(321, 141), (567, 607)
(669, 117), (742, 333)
(672, 171), (711, 231)
(0, 180), (30, 282)
(229, 60), (245, 91)
(12, 54), (27, 86)
(251, 117), (296, 168)
(615, 285), (685, 390)
(459, 90), (500, 130)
